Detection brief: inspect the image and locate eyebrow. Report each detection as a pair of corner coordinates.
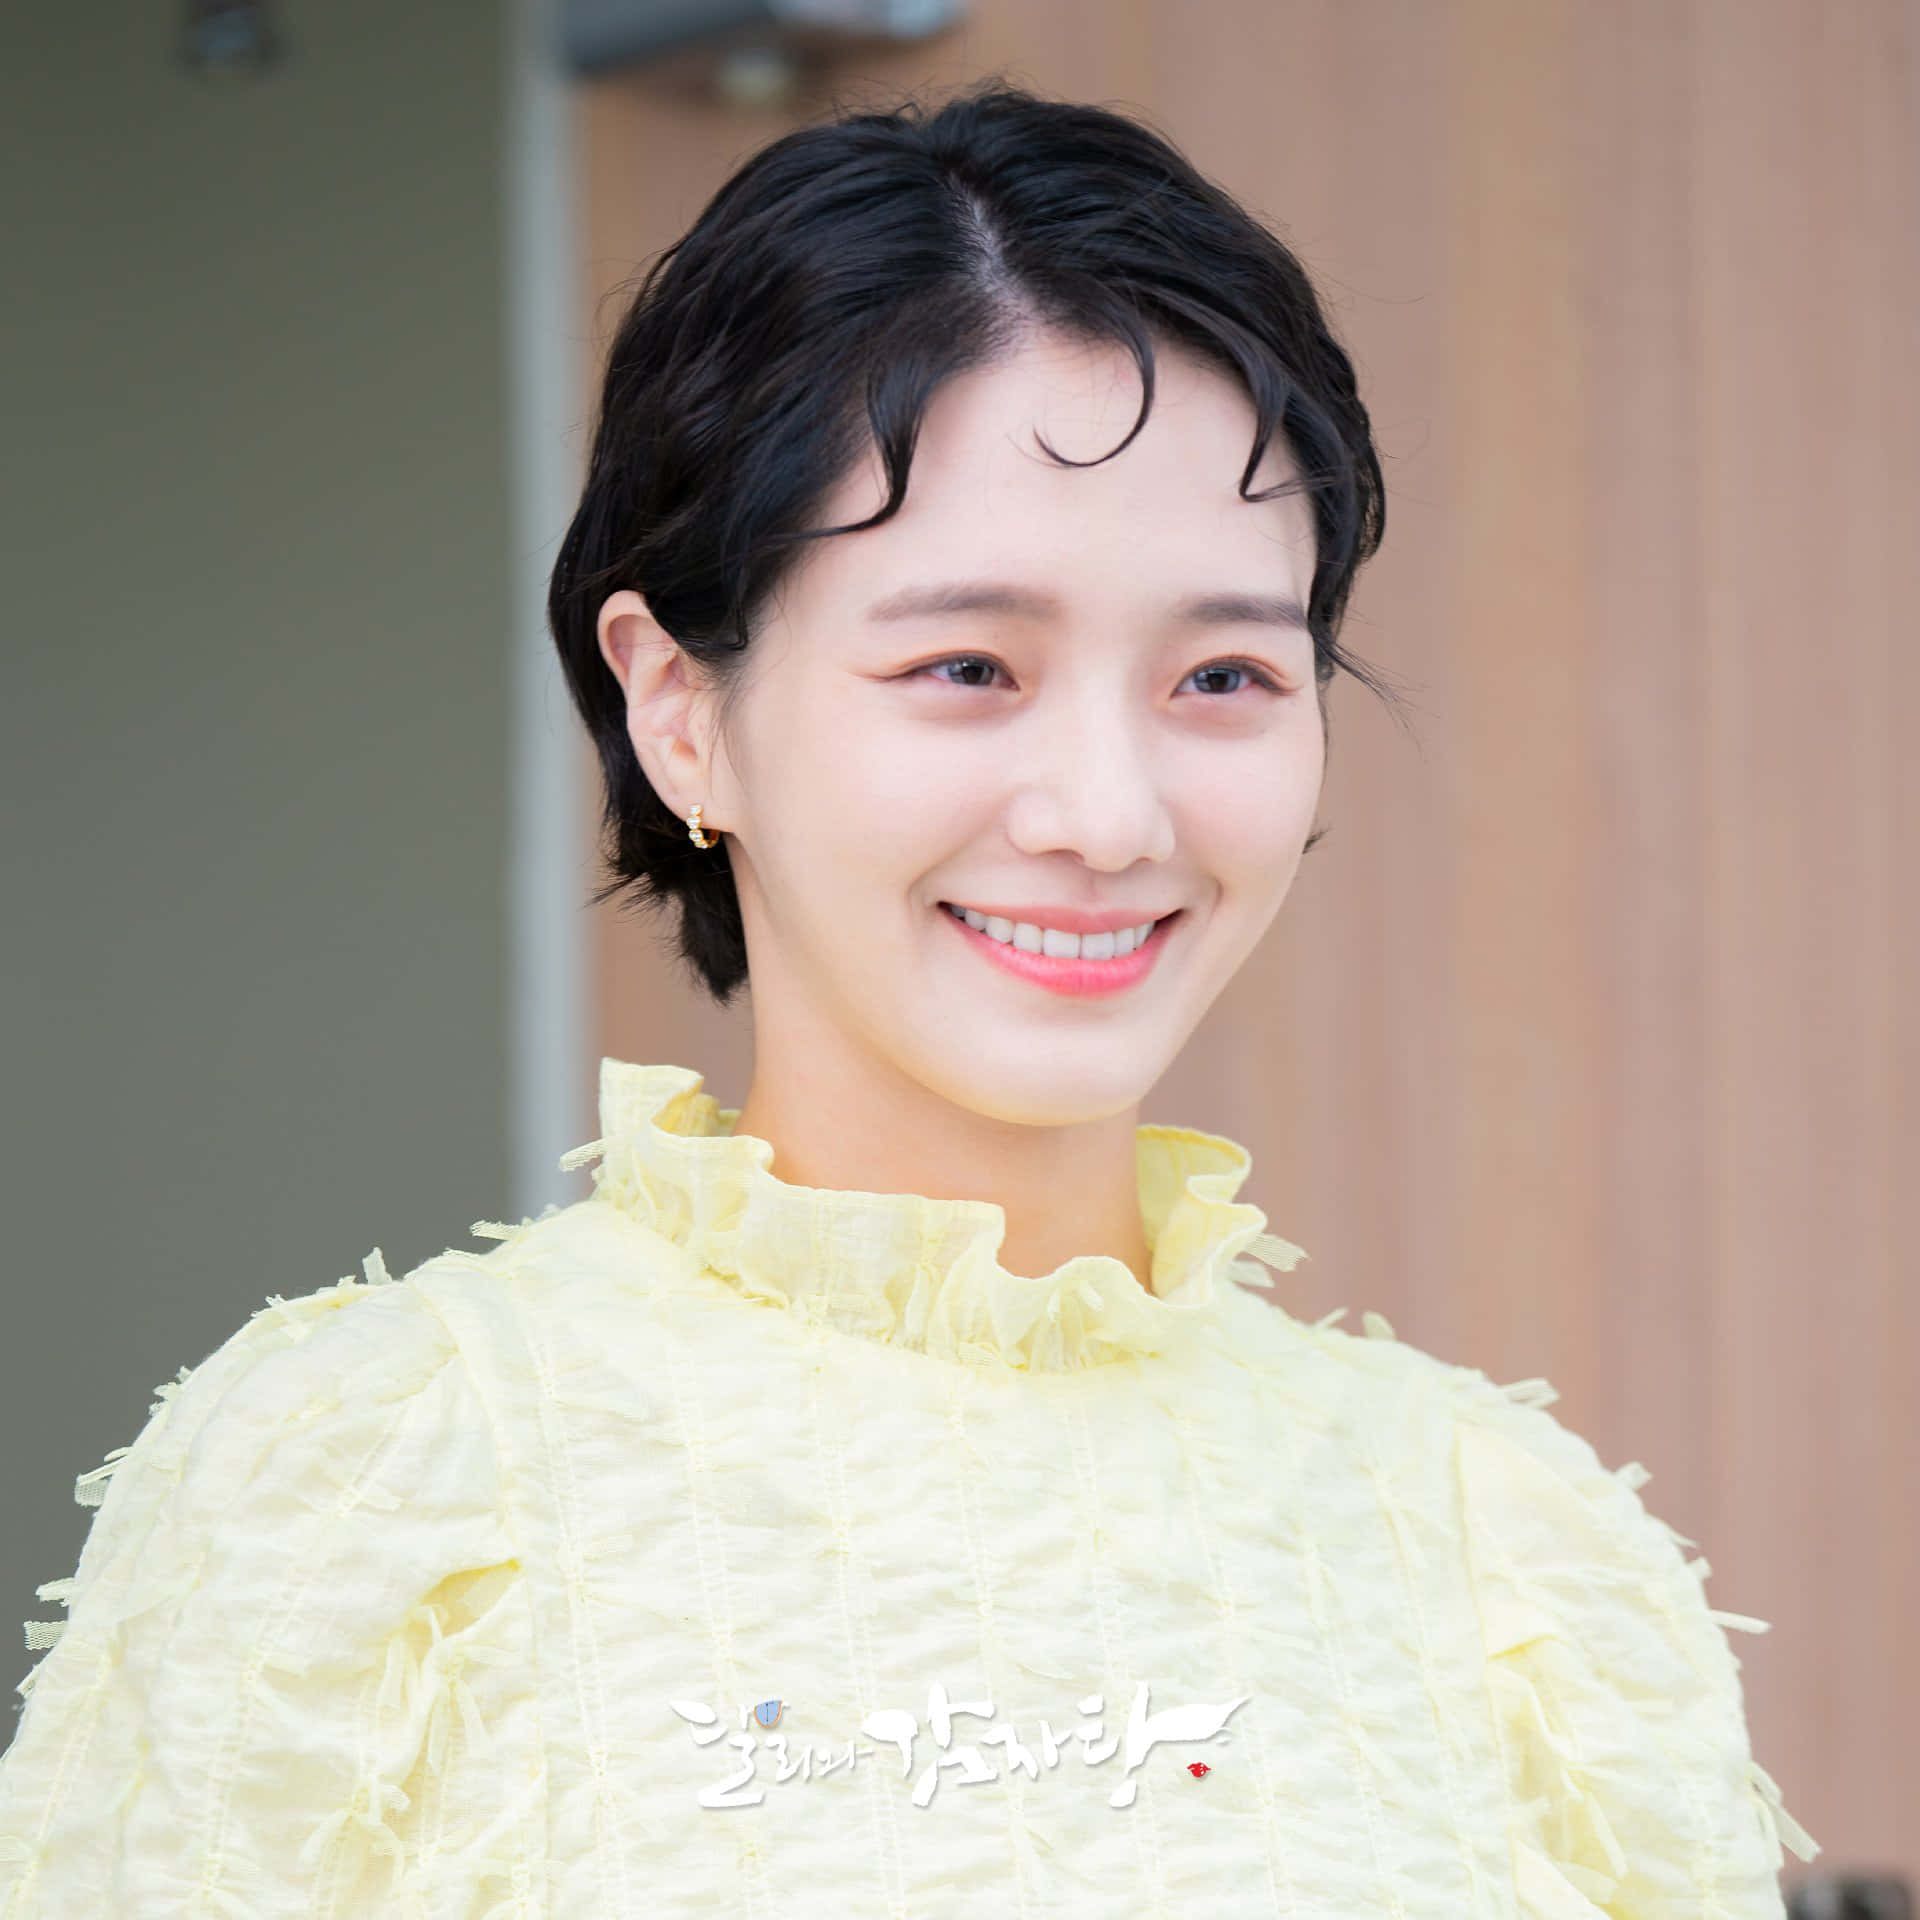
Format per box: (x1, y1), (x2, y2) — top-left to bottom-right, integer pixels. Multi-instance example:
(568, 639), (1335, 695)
(864, 580), (1311, 632)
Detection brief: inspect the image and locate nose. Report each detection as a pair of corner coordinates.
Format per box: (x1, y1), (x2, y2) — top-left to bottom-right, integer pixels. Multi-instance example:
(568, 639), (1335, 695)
(1002, 683), (1177, 872)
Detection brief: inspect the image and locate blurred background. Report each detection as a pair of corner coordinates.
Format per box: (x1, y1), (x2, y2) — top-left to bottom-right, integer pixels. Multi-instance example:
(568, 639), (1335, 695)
(1, 0), (1912, 1898)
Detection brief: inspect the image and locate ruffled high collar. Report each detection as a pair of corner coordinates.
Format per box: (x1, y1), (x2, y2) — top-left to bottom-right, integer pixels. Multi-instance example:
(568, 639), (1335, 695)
(566, 1059), (1306, 1373)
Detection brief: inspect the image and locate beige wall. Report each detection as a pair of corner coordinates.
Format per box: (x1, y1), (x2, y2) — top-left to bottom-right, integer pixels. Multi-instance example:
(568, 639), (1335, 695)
(1, 2), (515, 1668)
(578, 0), (1916, 1881)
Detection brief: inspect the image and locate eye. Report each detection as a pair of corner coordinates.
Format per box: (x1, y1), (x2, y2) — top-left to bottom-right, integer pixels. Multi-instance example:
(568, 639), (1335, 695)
(917, 654), (1007, 689)
(1180, 657), (1284, 697)
(917, 656), (1290, 695)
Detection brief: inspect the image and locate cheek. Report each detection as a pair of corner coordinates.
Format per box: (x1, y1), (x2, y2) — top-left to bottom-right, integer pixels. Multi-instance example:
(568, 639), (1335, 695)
(1177, 733), (1322, 883)
(749, 696), (989, 896)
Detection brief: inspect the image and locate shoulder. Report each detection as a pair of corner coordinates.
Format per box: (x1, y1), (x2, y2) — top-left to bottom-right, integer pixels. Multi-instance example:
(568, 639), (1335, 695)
(1215, 1293), (1818, 1893)
(1211, 1280), (1491, 1428)
(1401, 1329), (1821, 1901)
(1273, 1311), (1759, 1720)
(1217, 1288), (1658, 1512)
(28, 1248), (516, 1685)
(5, 1251), (541, 1911)
(66, 1257), (464, 1550)
(414, 1194), (666, 1315)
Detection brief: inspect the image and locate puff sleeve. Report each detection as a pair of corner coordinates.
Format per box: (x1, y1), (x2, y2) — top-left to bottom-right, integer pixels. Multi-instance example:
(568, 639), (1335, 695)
(1452, 1374), (1819, 1918)
(0, 1259), (542, 1919)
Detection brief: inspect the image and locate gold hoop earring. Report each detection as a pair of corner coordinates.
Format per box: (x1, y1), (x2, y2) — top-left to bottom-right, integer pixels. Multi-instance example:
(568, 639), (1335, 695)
(686, 804), (717, 849)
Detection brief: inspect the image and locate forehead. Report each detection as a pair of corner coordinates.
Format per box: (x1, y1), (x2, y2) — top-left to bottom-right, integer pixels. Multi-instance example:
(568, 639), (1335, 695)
(791, 329), (1316, 611)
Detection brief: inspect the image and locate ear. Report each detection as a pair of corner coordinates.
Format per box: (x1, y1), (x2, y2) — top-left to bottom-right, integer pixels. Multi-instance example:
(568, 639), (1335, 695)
(596, 590), (724, 827)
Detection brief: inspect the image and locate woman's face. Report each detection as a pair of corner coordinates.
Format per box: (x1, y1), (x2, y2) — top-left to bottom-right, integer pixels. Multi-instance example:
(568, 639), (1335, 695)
(693, 329), (1321, 1126)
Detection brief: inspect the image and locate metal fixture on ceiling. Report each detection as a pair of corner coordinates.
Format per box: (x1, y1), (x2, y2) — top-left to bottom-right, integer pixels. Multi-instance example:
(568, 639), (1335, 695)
(560, 0), (964, 76)
(179, 0), (286, 80)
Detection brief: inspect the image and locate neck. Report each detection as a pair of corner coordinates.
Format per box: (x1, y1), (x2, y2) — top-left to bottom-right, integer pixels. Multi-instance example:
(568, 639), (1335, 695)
(729, 1034), (1155, 1291)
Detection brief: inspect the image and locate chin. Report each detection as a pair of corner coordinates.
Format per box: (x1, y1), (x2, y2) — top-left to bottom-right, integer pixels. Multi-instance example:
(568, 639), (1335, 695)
(912, 1040), (1171, 1130)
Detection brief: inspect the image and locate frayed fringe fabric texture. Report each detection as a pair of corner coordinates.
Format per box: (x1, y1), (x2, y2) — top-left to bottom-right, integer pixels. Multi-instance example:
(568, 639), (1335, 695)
(1451, 1374), (1819, 1914)
(0, 1060), (1818, 1917)
(0, 1259), (544, 1919)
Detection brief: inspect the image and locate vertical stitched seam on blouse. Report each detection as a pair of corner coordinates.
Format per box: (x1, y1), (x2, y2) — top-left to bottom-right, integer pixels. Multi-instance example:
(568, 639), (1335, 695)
(1589, 1460), (1726, 1903)
(805, 1333), (910, 1919)
(655, 1284), (772, 1920)
(413, 1281), (551, 1906)
(191, 1361), (447, 1916)
(520, 1292), (637, 1918)
(1363, 1382), (1482, 1909)
(1510, 1578), (1714, 1903)
(946, 1369), (1036, 1920)
(470, 1758), (544, 1914)
(818, 1197), (910, 1911)
(8, 1636), (118, 1904)
(1165, 1386), (1300, 1920)
(1499, 1411), (1725, 1907)
(16, 1316), (291, 1907)
(1647, 1553), (1725, 1909)
(1066, 1393), (1169, 1912)
(1454, 1430), (1524, 1903)
(1280, 1360), (1405, 1918)
(417, 1614), (450, 1888)
(314, 1650), (381, 1919)
(812, 1190), (838, 1329)
(432, 1629), (458, 1873)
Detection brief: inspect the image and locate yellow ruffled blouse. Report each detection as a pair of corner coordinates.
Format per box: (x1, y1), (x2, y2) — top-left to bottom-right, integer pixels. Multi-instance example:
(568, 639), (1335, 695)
(0, 1059), (1818, 1917)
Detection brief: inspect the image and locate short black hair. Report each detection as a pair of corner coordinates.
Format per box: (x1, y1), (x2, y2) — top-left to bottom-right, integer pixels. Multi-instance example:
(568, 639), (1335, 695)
(549, 77), (1397, 1007)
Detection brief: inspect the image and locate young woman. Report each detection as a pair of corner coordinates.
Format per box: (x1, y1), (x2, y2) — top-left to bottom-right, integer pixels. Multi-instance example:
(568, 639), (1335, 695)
(0, 80), (1817, 1917)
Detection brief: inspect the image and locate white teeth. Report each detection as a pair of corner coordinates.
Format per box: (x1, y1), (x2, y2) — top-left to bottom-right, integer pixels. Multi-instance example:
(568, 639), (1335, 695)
(946, 904), (1162, 960)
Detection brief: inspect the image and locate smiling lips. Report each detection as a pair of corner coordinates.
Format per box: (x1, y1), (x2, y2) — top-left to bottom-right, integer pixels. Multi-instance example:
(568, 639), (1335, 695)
(939, 901), (1179, 997)
(941, 901), (1166, 958)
